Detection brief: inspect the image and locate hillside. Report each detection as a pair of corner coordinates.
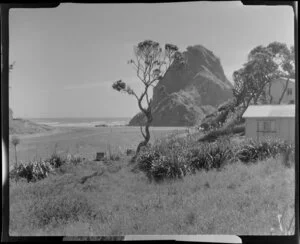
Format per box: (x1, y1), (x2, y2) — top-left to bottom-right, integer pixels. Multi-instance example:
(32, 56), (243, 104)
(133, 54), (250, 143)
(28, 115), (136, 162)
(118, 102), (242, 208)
(129, 45), (233, 126)
(9, 108), (53, 135)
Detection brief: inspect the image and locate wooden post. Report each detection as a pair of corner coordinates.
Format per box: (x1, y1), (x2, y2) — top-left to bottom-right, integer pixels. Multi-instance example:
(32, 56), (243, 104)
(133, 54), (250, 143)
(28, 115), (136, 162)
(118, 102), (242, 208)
(126, 149), (135, 156)
(96, 152), (105, 161)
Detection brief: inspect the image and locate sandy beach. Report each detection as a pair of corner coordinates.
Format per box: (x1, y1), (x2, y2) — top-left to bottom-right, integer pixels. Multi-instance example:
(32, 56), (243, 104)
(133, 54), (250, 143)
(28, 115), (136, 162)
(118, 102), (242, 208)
(9, 126), (187, 167)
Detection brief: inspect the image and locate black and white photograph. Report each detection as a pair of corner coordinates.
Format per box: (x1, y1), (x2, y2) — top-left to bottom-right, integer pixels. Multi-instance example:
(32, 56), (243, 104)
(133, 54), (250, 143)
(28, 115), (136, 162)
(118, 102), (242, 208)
(6, 2), (296, 238)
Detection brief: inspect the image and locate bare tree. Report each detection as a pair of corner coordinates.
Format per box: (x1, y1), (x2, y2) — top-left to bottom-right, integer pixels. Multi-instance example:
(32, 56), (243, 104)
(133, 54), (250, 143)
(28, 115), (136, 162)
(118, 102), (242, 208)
(112, 40), (185, 161)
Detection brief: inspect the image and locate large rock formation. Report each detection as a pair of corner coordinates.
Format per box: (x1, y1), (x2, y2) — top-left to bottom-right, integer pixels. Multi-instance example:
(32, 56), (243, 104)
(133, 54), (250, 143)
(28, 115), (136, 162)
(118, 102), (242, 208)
(129, 45), (233, 126)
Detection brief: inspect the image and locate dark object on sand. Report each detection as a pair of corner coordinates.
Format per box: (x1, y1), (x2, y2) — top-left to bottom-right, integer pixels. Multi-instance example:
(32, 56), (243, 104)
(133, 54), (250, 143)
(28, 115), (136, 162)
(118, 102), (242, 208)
(126, 149), (135, 156)
(96, 152), (105, 161)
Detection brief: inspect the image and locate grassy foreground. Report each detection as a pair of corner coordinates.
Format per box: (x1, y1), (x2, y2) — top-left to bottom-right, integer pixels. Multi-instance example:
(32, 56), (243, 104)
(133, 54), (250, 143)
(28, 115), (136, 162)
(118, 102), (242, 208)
(10, 154), (294, 236)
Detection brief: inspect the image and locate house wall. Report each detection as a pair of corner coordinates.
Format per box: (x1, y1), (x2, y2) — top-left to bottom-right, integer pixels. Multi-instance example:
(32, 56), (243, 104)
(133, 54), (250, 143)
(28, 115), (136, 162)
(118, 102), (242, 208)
(279, 117), (295, 143)
(265, 78), (295, 104)
(245, 117), (295, 143)
(245, 118), (257, 140)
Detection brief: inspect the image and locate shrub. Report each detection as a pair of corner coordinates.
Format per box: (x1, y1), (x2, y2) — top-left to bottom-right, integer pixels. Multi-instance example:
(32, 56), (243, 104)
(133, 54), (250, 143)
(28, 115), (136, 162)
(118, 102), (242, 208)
(67, 154), (83, 165)
(188, 137), (233, 171)
(234, 141), (259, 163)
(234, 138), (294, 164)
(280, 145), (295, 168)
(188, 145), (211, 172)
(10, 153), (85, 183)
(136, 136), (194, 182)
(10, 160), (55, 183)
(48, 153), (65, 168)
(136, 148), (161, 181)
(136, 135), (294, 183)
(137, 136), (234, 182)
(207, 140), (233, 169)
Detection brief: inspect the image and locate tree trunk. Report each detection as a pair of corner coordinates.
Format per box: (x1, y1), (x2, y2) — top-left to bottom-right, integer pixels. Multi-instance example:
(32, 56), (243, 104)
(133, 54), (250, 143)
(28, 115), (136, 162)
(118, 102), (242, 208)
(253, 88), (265, 105)
(236, 93), (256, 122)
(130, 111), (153, 164)
(253, 93), (260, 105)
(135, 121), (151, 154)
(278, 78), (290, 104)
(268, 82), (274, 104)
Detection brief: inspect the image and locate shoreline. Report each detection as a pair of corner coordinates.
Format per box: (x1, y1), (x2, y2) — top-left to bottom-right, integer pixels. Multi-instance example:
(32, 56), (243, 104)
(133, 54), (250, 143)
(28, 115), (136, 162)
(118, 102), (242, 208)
(10, 125), (189, 137)
(8, 125), (190, 166)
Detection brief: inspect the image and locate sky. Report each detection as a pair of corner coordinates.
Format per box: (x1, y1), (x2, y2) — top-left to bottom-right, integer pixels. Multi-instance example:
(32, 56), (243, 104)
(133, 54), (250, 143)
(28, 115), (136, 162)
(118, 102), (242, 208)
(9, 2), (294, 118)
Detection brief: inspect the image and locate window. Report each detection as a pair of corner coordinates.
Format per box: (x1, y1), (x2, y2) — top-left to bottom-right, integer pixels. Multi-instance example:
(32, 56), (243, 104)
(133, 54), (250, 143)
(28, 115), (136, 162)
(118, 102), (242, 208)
(287, 88), (293, 96)
(257, 120), (276, 132)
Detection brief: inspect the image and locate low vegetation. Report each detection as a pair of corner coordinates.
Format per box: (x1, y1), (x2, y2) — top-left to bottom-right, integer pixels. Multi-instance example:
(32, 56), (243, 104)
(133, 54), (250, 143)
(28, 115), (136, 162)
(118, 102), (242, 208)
(9, 153), (85, 183)
(10, 151), (295, 235)
(9, 131), (295, 236)
(137, 135), (294, 183)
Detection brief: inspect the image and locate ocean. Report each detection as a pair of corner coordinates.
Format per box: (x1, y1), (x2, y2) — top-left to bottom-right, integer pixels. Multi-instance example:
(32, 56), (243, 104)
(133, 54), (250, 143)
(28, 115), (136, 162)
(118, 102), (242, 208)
(29, 117), (131, 128)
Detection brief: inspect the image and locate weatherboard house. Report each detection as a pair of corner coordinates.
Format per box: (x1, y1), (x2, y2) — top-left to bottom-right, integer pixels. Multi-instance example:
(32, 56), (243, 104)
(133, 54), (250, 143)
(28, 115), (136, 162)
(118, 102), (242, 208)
(242, 105), (295, 143)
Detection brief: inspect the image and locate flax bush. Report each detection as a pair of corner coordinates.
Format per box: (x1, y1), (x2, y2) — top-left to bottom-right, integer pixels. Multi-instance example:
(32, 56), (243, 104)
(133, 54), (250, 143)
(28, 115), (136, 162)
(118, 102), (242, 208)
(234, 138), (293, 164)
(10, 160), (55, 183)
(137, 135), (294, 183)
(10, 153), (85, 183)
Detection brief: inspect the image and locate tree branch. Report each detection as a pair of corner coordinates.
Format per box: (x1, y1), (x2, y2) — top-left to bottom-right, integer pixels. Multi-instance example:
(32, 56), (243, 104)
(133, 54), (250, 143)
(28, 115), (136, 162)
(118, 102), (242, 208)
(278, 78), (290, 104)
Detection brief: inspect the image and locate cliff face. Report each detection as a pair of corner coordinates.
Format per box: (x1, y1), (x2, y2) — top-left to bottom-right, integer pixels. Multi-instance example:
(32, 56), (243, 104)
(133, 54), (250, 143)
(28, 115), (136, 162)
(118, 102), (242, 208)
(129, 45), (233, 126)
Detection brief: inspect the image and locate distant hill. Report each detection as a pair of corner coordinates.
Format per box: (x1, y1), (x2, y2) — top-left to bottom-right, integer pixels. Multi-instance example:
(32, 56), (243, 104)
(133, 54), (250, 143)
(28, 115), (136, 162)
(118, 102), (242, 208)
(129, 45), (233, 126)
(9, 108), (53, 135)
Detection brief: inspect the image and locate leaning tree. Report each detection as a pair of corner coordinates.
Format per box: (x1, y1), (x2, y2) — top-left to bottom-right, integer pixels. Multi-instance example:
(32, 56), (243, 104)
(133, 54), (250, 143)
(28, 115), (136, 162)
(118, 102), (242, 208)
(246, 42), (295, 104)
(232, 41), (294, 122)
(112, 40), (186, 161)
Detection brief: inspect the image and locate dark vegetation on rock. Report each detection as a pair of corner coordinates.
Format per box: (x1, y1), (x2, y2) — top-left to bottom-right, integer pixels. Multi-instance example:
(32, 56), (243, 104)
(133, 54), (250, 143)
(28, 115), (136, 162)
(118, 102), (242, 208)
(129, 45), (233, 126)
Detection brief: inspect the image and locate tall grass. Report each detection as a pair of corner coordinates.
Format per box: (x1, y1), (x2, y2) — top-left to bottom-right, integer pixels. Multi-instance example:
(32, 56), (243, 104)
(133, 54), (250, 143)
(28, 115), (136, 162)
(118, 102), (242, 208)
(8, 130), (295, 235)
(10, 155), (295, 235)
(104, 144), (123, 162)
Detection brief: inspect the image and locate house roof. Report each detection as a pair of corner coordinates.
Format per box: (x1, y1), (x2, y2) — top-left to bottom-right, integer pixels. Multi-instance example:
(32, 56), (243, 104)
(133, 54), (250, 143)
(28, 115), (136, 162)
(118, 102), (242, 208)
(242, 105), (295, 118)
